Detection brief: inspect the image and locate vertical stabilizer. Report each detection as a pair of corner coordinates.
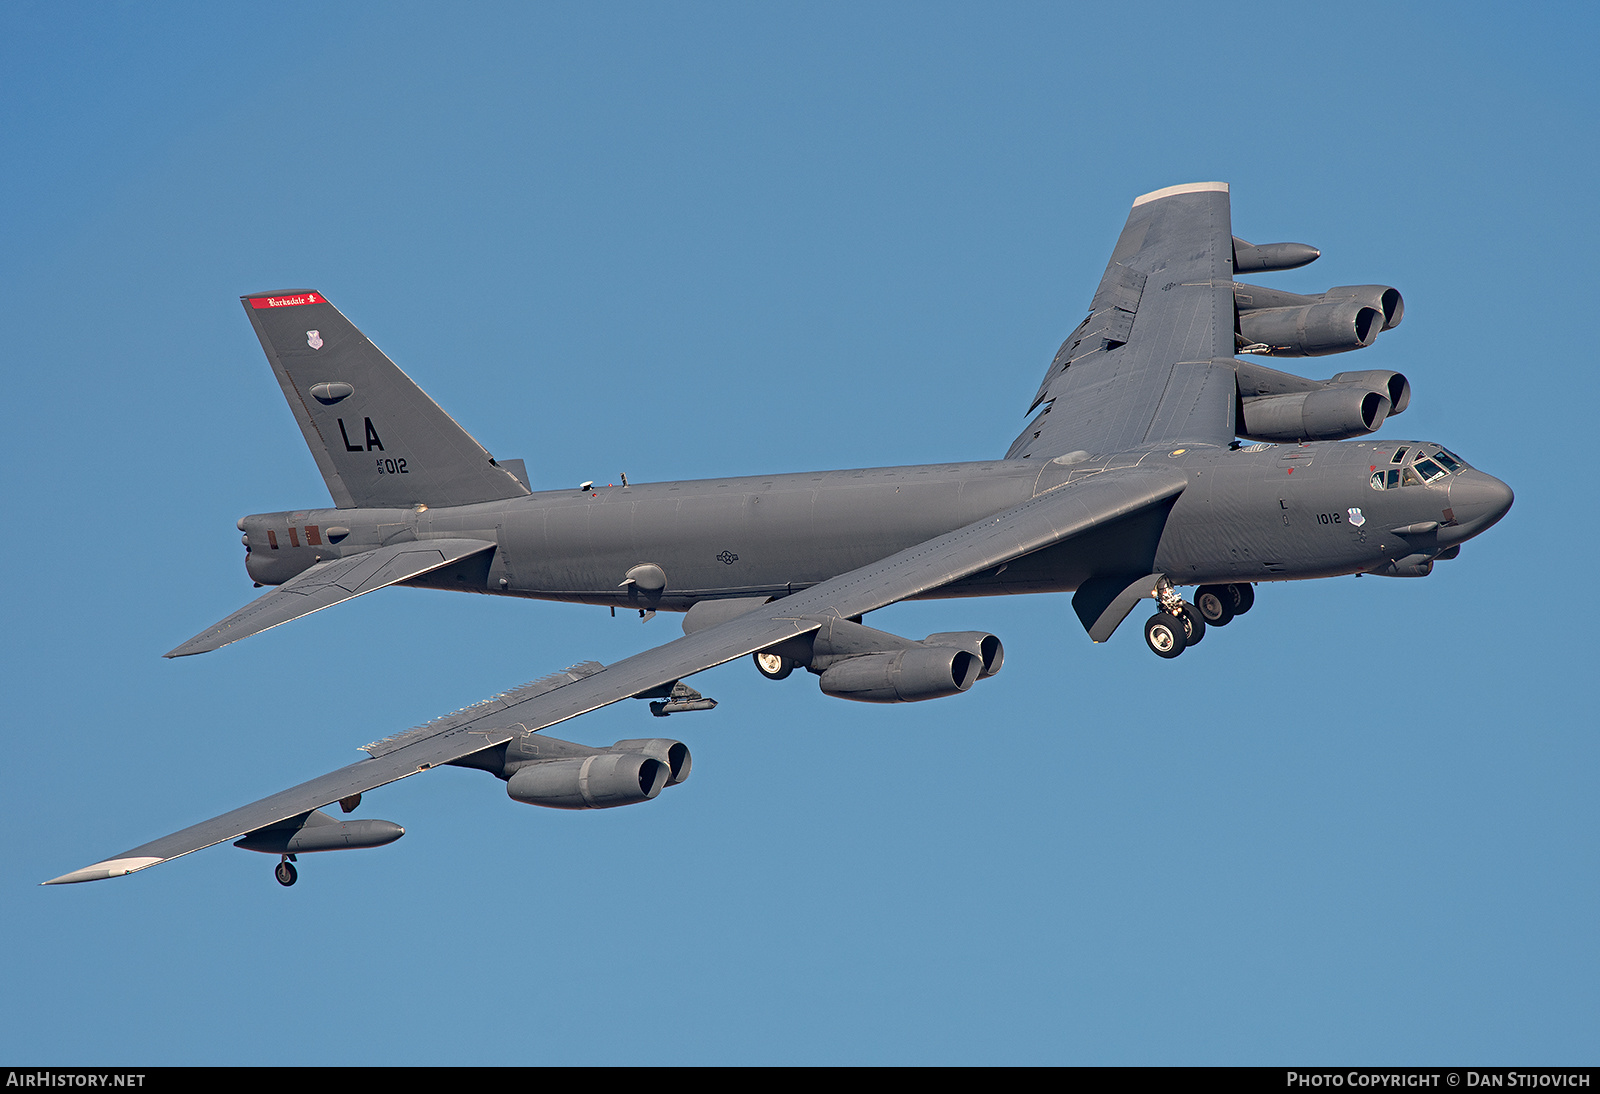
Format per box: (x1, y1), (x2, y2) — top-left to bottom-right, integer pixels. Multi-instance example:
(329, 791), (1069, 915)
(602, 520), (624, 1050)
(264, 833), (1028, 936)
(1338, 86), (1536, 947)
(243, 290), (530, 508)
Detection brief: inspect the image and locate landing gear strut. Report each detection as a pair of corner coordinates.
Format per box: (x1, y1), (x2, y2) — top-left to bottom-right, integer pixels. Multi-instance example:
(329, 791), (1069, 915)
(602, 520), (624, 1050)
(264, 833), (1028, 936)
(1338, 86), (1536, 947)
(275, 855), (298, 887)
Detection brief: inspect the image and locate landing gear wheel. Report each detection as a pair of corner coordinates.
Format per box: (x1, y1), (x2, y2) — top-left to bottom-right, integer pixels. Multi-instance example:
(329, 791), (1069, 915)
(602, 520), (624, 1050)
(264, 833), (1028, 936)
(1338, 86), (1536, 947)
(275, 860), (298, 887)
(1176, 602), (1206, 646)
(1229, 582), (1255, 615)
(1194, 586), (1234, 627)
(753, 651), (795, 681)
(1144, 613), (1188, 658)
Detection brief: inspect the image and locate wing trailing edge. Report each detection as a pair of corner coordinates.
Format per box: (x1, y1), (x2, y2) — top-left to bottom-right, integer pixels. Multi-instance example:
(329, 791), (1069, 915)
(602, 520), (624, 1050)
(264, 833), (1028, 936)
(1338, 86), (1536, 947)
(165, 539), (496, 658)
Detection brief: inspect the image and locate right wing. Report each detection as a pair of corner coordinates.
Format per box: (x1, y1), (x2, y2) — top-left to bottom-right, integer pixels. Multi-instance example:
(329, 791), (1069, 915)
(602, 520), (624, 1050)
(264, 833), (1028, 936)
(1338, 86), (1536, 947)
(164, 539), (495, 658)
(48, 465), (1187, 884)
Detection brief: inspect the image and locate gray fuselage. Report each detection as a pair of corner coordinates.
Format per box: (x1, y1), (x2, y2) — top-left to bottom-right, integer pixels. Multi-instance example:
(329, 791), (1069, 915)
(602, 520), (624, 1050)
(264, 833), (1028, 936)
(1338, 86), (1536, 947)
(240, 437), (1512, 616)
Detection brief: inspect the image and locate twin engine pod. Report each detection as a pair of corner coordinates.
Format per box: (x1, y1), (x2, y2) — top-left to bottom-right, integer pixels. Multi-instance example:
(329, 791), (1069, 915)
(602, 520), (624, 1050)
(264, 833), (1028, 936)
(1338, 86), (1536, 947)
(1236, 360), (1412, 444)
(1234, 282), (1404, 358)
(757, 617), (1004, 704)
(503, 736), (691, 810)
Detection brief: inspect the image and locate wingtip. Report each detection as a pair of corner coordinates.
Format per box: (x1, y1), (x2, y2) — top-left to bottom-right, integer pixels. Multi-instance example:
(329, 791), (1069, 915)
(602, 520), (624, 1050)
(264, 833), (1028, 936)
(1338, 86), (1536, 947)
(1132, 181), (1229, 207)
(42, 856), (163, 885)
(165, 636), (220, 658)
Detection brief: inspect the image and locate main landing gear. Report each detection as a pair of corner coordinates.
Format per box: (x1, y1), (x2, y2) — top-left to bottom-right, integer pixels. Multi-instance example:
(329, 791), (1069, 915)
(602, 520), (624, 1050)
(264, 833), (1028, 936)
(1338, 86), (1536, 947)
(1143, 582), (1253, 658)
(275, 855), (298, 887)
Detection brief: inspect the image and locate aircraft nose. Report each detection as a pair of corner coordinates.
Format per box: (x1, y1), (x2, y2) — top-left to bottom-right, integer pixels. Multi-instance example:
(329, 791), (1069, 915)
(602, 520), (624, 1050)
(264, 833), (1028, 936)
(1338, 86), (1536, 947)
(1447, 469), (1514, 535)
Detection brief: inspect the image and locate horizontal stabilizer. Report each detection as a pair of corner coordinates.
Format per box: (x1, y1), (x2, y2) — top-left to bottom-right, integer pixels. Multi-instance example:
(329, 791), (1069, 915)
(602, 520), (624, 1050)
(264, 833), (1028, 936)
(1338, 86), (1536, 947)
(165, 539), (495, 657)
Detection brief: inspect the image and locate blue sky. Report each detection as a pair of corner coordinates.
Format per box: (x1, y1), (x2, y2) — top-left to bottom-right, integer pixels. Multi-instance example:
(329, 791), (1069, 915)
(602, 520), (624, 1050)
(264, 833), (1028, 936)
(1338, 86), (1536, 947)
(3, 2), (1596, 1064)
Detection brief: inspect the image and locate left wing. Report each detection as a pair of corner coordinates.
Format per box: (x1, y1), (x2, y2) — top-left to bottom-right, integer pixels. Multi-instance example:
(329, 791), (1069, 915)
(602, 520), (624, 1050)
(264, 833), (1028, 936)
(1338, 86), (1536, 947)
(1007, 182), (1238, 461)
(47, 465), (1187, 884)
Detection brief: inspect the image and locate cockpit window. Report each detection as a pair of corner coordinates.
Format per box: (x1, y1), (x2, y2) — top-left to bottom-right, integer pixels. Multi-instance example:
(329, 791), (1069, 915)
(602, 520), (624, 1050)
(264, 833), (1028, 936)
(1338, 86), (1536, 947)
(1371, 446), (1466, 490)
(1413, 458), (1448, 484)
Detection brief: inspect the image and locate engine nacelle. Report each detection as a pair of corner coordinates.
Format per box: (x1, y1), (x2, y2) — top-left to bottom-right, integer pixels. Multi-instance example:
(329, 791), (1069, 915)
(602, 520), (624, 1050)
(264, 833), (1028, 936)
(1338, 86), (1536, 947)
(1238, 384), (1391, 442)
(507, 752), (670, 809)
(1238, 300), (1382, 357)
(1235, 282), (1403, 357)
(610, 738), (693, 786)
(1323, 285), (1404, 330)
(818, 645), (982, 704)
(769, 616), (1001, 703)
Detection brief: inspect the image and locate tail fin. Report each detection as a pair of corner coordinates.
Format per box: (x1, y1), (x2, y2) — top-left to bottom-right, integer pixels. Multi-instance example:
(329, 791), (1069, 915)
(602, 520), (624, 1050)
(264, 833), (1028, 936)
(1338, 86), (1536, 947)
(243, 290), (530, 508)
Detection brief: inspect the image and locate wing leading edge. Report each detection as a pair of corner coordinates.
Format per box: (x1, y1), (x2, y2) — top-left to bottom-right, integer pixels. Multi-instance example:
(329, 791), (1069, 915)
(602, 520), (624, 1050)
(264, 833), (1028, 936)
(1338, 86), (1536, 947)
(1008, 182), (1238, 461)
(48, 465), (1187, 884)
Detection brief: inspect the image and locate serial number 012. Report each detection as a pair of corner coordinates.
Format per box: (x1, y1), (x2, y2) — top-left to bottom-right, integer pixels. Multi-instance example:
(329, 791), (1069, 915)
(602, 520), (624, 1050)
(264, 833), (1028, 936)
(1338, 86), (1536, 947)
(376, 457), (410, 475)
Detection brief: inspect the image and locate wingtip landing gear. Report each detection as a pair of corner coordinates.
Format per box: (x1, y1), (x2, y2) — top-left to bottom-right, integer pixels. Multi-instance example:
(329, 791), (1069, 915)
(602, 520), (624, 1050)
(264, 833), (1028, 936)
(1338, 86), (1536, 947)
(275, 855), (298, 887)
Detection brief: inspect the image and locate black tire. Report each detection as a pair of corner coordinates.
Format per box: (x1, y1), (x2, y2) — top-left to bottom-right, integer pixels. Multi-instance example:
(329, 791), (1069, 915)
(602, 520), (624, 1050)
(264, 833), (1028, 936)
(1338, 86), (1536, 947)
(753, 651), (795, 680)
(1229, 582), (1255, 615)
(1176, 602), (1206, 646)
(275, 861), (298, 887)
(1144, 613), (1187, 658)
(1194, 585), (1234, 627)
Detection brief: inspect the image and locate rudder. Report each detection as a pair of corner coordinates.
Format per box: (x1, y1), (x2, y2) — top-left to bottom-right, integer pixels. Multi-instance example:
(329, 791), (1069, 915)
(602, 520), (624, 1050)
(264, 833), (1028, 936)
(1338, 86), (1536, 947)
(243, 290), (530, 508)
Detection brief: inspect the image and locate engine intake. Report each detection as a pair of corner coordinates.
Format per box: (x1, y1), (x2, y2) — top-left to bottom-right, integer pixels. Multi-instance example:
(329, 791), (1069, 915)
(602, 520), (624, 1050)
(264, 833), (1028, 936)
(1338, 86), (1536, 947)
(923, 630), (1005, 677)
(611, 737), (693, 786)
(1329, 368), (1411, 415)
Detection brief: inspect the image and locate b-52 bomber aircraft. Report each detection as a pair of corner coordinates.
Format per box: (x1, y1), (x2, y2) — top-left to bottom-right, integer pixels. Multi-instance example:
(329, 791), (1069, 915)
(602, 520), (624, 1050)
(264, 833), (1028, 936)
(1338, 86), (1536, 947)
(46, 181), (1513, 887)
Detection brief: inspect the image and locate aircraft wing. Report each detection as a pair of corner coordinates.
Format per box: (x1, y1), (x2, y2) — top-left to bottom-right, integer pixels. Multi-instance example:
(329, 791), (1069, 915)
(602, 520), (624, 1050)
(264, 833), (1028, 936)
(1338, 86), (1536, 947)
(48, 465), (1187, 884)
(164, 538), (496, 658)
(1007, 182), (1238, 460)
